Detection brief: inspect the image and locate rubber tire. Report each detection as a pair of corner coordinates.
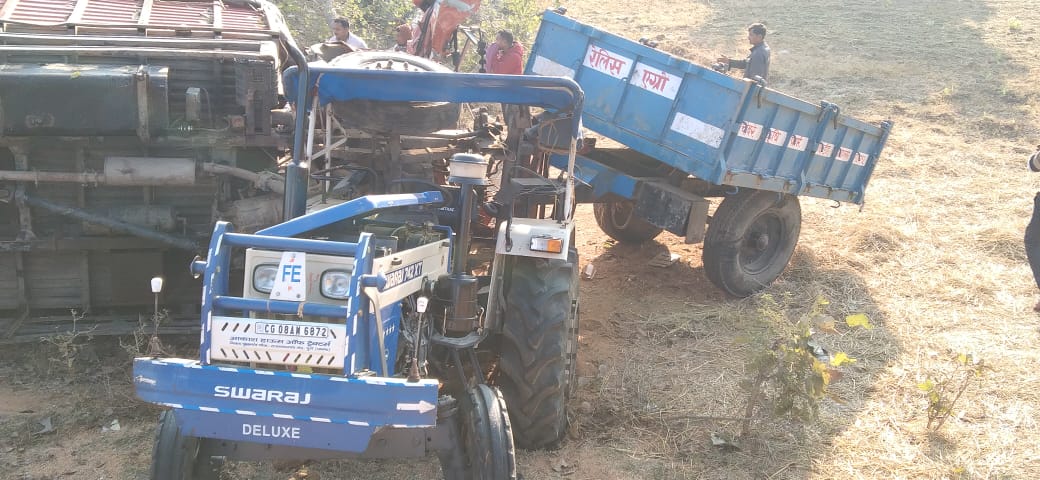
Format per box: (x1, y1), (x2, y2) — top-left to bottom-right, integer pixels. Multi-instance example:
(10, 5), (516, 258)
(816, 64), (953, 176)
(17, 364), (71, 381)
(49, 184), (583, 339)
(593, 201), (664, 244)
(441, 385), (517, 480)
(702, 190), (801, 297)
(328, 51), (461, 134)
(496, 251), (579, 450)
(151, 410), (222, 480)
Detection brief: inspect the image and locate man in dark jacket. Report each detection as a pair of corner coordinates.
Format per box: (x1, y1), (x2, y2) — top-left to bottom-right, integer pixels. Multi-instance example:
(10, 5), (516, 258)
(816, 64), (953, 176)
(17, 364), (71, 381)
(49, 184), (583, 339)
(717, 23), (770, 82)
(1026, 146), (1040, 311)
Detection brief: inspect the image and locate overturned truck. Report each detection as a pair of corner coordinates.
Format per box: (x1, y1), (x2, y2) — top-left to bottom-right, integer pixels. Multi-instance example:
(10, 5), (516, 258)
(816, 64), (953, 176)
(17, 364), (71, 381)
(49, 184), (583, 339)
(0, 0), (300, 340)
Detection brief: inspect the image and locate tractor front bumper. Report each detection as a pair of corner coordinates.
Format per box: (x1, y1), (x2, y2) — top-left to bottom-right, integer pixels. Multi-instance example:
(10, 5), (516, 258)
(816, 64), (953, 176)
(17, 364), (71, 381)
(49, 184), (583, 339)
(133, 357), (439, 453)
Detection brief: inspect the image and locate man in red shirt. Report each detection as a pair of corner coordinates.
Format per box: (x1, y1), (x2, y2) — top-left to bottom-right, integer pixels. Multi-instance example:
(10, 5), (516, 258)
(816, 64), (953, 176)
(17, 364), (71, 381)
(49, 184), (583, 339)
(482, 30), (531, 217)
(485, 30), (524, 75)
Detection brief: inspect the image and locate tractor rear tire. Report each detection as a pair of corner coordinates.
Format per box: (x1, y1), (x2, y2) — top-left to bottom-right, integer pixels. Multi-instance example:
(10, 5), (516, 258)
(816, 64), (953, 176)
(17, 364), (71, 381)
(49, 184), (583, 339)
(496, 251), (579, 450)
(702, 190), (801, 297)
(328, 52), (461, 135)
(151, 410), (222, 480)
(593, 201), (663, 244)
(440, 384), (517, 480)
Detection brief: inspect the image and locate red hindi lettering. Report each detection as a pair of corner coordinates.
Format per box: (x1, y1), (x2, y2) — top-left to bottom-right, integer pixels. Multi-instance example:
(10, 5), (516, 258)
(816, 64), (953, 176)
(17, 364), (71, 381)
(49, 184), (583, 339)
(641, 69), (668, 91)
(587, 47), (606, 68)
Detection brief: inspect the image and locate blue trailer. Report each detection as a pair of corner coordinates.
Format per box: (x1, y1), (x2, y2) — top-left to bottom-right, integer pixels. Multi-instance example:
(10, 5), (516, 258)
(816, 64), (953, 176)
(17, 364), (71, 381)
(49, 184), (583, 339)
(526, 10), (892, 296)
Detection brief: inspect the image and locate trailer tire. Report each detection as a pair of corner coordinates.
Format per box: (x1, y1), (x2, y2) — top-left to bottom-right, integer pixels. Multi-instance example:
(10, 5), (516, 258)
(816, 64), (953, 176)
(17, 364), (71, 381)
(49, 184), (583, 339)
(593, 201), (663, 244)
(703, 190), (801, 297)
(151, 410), (222, 480)
(495, 250), (579, 450)
(441, 385), (518, 480)
(328, 52), (461, 134)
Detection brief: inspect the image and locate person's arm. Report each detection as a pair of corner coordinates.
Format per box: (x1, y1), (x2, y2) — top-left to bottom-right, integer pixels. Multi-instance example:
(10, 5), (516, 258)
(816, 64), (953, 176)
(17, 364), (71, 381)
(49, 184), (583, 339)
(485, 43), (504, 72)
(348, 34), (368, 50)
(728, 56), (748, 69)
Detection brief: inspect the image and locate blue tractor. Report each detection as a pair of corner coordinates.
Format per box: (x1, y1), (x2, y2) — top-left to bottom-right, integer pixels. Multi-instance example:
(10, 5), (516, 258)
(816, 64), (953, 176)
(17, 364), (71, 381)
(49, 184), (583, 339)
(133, 59), (584, 477)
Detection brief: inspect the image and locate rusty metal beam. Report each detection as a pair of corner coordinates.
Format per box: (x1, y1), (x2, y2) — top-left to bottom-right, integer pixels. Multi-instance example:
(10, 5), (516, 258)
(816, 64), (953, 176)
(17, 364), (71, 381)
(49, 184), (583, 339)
(75, 148), (91, 313)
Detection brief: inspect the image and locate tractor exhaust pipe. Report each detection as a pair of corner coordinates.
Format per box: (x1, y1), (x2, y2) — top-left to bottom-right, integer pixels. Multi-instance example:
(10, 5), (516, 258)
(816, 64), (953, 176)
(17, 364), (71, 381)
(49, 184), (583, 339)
(443, 154), (488, 335)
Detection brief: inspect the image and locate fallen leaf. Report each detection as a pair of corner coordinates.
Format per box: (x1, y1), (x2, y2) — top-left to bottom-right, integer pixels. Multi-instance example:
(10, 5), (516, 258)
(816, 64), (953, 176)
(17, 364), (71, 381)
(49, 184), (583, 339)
(845, 313), (873, 330)
(829, 352), (857, 367)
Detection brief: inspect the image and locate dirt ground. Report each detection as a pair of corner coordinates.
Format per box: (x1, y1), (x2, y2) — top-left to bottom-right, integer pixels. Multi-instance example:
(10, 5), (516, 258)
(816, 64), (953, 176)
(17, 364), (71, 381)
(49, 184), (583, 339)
(4, 0), (1040, 479)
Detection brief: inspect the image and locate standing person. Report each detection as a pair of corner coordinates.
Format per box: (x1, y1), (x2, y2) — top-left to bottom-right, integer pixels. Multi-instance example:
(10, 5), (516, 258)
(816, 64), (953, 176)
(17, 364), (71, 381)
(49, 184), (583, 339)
(482, 30), (530, 215)
(716, 23), (770, 82)
(329, 17), (367, 50)
(485, 30), (524, 75)
(1026, 146), (1040, 311)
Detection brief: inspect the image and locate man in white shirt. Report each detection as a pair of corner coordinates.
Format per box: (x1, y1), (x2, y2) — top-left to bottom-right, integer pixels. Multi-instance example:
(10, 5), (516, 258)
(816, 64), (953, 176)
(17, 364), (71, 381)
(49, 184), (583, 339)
(330, 17), (367, 50)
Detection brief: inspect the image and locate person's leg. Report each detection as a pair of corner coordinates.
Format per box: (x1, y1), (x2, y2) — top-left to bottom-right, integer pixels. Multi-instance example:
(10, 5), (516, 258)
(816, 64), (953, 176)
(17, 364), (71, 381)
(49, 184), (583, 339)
(1025, 192), (1040, 310)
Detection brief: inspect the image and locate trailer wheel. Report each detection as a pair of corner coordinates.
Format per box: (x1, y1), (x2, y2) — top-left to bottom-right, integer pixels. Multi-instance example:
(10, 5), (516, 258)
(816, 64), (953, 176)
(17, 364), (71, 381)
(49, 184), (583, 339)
(441, 385), (517, 480)
(593, 201), (663, 244)
(702, 190), (801, 297)
(328, 52), (461, 134)
(495, 250), (578, 450)
(151, 410), (222, 480)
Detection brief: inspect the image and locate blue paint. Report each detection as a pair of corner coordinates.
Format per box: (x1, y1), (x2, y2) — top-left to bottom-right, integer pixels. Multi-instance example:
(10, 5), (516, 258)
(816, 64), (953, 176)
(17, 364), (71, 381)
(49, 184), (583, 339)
(527, 10), (892, 204)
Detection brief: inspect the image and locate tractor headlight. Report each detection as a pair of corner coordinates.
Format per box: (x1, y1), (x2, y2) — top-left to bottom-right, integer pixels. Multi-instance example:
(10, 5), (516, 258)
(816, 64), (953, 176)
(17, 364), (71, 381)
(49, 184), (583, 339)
(252, 264), (278, 293)
(321, 270), (352, 299)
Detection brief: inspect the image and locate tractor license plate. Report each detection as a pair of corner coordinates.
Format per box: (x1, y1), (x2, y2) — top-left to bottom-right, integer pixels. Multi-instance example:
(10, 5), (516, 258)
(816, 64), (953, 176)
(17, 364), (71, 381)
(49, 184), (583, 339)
(210, 316), (347, 369)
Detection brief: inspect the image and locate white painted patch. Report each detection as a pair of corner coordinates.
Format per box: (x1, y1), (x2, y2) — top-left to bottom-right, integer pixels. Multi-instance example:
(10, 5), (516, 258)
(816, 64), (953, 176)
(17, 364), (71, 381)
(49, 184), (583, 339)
(764, 128), (788, 147)
(815, 141), (835, 157)
(583, 44), (633, 80)
(736, 121), (763, 141)
(853, 152), (870, 166)
(670, 112), (725, 148)
(530, 55), (575, 78)
(787, 134), (808, 152)
(836, 147), (852, 162)
(630, 63), (681, 100)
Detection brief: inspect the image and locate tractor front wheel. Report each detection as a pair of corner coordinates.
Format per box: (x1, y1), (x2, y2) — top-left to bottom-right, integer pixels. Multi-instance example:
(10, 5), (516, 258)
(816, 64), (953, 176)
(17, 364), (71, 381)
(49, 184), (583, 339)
(440, 384), (517, 480)
(151, 410), (222, 480)
(495, 251), (579, 449)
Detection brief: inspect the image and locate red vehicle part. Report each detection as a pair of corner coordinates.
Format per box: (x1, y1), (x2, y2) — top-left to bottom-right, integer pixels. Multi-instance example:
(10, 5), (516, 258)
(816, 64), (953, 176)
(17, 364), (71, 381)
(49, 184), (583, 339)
(412, 0), (481, 57)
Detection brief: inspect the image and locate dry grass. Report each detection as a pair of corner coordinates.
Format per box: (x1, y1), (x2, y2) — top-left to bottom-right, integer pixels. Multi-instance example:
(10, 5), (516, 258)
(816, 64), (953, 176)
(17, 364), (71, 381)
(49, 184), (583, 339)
(6, 1), (1040, 479)
(551, 0), (1040, 479)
